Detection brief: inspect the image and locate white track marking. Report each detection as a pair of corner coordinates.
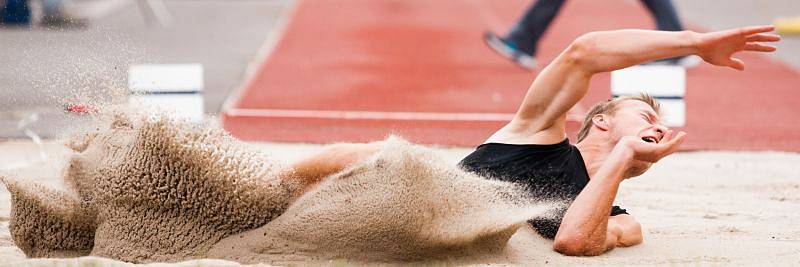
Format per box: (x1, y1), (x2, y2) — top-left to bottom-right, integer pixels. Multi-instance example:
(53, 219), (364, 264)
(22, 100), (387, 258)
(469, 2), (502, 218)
(226, 108), (585, 122)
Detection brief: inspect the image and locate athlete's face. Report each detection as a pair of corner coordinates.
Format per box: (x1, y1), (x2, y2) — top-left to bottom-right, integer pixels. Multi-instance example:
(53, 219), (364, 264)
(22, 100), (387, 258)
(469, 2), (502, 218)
(606, 100), (668, 177)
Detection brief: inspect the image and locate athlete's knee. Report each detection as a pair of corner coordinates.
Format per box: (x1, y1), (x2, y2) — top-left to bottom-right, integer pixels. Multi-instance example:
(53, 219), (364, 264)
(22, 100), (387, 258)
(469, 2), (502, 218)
(320, 141), (382, 165)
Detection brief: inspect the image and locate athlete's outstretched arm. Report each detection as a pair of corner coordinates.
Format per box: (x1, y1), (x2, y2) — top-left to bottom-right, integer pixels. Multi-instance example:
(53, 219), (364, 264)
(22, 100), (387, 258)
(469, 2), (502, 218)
(489, 26), (779, 145)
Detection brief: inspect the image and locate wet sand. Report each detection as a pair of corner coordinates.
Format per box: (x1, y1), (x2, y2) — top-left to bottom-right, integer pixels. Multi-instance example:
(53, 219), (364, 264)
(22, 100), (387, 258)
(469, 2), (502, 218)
(1, 140), (799, 265)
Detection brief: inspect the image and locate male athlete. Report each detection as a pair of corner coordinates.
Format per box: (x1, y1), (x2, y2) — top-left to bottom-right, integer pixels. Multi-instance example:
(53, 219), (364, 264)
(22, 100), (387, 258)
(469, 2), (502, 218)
(285, 25), (780, 256)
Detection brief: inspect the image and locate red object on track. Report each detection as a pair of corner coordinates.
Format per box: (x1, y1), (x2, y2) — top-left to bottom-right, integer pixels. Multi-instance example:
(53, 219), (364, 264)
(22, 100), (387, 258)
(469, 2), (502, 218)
(223, 0), (800, 151)
(65, 104), (100, 115)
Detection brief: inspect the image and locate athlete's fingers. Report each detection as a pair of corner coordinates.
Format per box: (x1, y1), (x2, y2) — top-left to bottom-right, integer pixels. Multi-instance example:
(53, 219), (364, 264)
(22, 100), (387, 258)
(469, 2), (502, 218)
(671, 131), (687, 146)
(744, 43), (777, 52)
(673, 131), (687, 148)
(739, 25), (776, 36)
(746, 33), (781, 42)
(727, 58), (745, 71)
(662, 133), (676, 149)
(660, 130), (674, 144)
(655, 130), (675, 156)
(673, 131), (686, 143)
(664, 131), (687, 154)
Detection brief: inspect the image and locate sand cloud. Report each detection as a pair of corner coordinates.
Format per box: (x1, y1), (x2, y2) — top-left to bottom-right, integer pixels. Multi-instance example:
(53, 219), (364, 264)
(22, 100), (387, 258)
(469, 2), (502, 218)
(2, 112), (556, 264)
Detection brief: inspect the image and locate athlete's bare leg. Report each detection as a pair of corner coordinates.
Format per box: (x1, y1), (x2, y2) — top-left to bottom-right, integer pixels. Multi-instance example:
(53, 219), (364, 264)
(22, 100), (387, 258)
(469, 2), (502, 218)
(281, 142), (383, 197)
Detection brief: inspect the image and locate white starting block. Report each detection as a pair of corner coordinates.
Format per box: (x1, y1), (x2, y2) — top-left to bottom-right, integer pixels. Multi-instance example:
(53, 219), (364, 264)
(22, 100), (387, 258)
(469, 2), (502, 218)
(611, 65), (685, 127)
(128, 64), (204, 122)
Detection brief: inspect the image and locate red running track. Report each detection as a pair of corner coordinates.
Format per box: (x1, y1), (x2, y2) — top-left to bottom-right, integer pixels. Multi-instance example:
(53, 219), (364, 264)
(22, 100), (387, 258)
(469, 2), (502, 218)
(223, 0), (800, 151)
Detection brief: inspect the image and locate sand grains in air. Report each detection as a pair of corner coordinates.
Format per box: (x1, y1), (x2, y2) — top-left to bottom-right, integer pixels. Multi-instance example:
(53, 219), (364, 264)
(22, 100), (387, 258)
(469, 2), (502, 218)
(2, 112), (558, 264)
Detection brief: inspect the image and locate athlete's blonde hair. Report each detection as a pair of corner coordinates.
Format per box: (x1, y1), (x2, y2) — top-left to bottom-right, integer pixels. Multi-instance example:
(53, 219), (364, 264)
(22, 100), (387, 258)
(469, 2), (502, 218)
(576, 93), (661, 143)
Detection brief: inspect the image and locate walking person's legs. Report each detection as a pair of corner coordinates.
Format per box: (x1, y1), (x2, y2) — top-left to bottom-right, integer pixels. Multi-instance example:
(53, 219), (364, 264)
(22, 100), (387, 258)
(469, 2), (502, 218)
(639, 0), (683, 32)
(505, 0), (568, 56)
(39, 0), (87, 28)
(1, 0), (31, 26)
(484, 0), (567, 70)
(41, 0), (61, 16)
(639, 0), (699, 67)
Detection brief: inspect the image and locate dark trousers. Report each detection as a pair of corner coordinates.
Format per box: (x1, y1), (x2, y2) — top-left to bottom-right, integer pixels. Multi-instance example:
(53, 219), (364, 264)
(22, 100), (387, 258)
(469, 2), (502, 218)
(1, 0), (31, 25)
(506, 0), (684, 56)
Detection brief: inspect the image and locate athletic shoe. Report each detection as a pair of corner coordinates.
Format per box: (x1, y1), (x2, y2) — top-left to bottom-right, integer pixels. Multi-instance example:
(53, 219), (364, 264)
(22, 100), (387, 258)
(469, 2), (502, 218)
(39, 13), (87, 29)
(483, 32), (537, 70)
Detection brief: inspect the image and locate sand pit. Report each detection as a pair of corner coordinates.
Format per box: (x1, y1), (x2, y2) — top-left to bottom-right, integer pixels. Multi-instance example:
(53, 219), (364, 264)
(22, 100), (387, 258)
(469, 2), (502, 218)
(208, 137), (558, 264)
(2, 113), (300, 262)
(0, 113), (560, 264)
(3, 138), (800, 265)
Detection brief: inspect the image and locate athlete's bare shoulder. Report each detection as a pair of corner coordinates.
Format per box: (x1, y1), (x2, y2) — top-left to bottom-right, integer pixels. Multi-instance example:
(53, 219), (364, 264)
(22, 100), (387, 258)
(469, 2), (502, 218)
(484, 120), (567, 145)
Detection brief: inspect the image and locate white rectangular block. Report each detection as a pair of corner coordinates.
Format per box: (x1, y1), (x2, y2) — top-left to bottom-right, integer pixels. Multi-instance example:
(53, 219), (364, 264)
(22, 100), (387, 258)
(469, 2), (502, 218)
(655, 98), (685, 127)
(129, 94), (204, 122)
(611, 65), (686, 127)
(611, 65), (685, 97)
(128, 64), (205, 122)
(128, 64), (204, 93)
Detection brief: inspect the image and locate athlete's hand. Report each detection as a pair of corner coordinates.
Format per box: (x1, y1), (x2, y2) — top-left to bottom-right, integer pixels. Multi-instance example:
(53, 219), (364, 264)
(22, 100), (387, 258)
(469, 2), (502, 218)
(694, 25), (780, 71)
(619, 130), (687, 163)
